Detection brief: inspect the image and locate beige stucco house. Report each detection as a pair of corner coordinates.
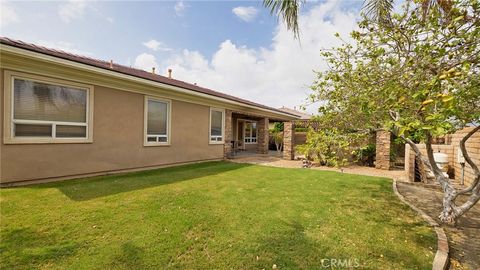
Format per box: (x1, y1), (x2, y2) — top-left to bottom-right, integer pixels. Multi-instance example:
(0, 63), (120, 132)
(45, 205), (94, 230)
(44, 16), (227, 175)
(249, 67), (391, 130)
(0, 38), (298, 186)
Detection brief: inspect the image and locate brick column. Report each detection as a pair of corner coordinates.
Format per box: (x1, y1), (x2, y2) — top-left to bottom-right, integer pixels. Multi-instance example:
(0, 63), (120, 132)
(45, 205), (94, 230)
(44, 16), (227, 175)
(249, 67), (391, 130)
(375, 129), (391, 170)
(405, 144), (415, 181)
(283, 121), (295, 160)
(224, 110), (233, 158)
(257, 117), (269, 154)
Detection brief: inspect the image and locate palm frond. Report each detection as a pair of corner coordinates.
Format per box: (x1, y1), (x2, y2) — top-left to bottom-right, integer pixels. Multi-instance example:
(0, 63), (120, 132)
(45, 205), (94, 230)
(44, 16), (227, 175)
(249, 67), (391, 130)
(263, 0), (304, 39)
(363, 0), (394, 23)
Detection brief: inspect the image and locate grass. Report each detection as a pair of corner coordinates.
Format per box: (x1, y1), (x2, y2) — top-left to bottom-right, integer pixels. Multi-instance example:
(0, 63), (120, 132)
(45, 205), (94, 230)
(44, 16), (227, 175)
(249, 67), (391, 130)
(0, 161), (436, 269)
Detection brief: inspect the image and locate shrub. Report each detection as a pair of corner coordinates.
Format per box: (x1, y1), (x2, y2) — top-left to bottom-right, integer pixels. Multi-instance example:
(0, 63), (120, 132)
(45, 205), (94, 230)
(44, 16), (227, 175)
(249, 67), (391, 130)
(296, 128), (352, 167)
(353, 144), (376, 167)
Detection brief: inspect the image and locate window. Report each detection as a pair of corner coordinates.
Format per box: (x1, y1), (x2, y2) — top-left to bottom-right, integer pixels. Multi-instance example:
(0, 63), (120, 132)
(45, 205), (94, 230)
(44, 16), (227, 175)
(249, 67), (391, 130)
(144, 97), (171, 146)
(209, 108), (225, 144)
(4, 71), (93, 144)
(245, 121), (257, 144)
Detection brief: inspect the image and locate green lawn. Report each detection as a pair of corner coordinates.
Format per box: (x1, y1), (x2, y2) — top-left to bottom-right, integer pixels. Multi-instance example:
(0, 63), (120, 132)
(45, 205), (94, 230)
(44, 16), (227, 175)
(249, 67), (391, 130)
(0, 161), (436, 269)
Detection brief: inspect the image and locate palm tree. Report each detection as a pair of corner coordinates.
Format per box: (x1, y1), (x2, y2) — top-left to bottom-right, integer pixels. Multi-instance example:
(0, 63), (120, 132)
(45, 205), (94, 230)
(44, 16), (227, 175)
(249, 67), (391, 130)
(263, 0), (449, 38)
(263, 0), (304, 39)
(362, 0), (394, 23)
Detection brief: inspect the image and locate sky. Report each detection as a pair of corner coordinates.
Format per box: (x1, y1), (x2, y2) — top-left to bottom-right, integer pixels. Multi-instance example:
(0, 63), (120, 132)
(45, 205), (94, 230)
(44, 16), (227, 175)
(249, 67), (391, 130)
(0, 0), (363, 113)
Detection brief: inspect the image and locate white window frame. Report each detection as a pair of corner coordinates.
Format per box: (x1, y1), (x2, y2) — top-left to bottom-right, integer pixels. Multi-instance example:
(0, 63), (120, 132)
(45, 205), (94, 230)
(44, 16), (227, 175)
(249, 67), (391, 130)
(209, 107), (225, 145)
(244, 120), (257, 144)
(3, 70), (94, 144)
(144, 96), (171, 146)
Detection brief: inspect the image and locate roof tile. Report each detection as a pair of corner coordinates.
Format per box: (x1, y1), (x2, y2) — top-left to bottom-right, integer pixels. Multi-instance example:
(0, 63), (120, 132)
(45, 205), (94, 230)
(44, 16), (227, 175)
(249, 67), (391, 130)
(0, 37), (298, 118)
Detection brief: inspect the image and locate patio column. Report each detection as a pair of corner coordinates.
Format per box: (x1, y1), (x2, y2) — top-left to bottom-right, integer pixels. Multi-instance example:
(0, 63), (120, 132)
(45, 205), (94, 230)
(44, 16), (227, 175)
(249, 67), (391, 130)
(283, 121), (295, 160)
(257, 117), (269, 154)
(224, 110), (233, 158)
(375, 129), (391, 170)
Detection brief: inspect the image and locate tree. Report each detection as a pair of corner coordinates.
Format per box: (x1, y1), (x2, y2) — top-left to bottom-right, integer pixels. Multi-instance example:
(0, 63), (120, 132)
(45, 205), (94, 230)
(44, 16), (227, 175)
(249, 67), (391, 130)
(270, 130), (284, 153)
(309, 0), (480, 224)
(296, 127), (362, 167)
(263, 0), (449, 38)
(263, 0), (304, 39)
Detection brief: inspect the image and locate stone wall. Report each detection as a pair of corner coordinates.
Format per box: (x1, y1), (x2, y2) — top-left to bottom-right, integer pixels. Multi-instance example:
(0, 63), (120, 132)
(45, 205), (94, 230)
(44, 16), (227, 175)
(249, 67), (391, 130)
(224, 110), (233, 158)
(283, 122), (295, 160)
(404, 127), (479, 186)
(257, 117), (269, 154)
(375, 130), (391, 170)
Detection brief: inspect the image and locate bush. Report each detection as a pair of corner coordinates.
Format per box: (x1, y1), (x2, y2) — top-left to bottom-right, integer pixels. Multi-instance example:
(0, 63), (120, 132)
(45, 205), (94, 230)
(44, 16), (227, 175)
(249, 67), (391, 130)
(294, 127), (309, 132)
(269, 130), (283, 152)
(353, 144), (376, 167)
(296, 128), (353, 167)
(272, 122), (284, 132)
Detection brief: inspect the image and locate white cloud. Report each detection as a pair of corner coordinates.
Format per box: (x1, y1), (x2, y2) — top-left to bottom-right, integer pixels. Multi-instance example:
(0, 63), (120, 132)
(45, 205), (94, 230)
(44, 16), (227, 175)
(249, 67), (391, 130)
(134, 53), (159, 72)
(232, 6), (259, 22)
(143, 39), (172, 52)
(0, 1), (19, 27)
(174, 1), (188, 16)
(156, 0), (358, 113)
(36, 40), (93, 56)
(58, 0), (87, 22)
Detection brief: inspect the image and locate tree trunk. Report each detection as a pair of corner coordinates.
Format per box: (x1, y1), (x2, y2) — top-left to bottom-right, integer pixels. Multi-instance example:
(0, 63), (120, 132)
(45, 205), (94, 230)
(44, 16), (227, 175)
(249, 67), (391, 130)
(400, 126), (480, 225)
(389, 111), (480, 224)
(437, 126), (480, 224)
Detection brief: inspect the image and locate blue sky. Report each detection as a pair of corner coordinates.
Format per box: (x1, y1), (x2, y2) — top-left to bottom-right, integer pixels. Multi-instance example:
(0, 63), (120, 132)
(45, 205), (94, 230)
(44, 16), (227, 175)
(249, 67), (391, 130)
(1, 0), (363, 113)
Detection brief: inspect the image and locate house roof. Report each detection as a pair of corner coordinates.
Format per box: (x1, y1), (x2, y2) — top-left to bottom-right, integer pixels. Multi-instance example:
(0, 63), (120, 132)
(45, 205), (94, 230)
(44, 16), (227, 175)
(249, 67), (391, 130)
(278, 107), (313, 120)
(0, 37), (298, 119)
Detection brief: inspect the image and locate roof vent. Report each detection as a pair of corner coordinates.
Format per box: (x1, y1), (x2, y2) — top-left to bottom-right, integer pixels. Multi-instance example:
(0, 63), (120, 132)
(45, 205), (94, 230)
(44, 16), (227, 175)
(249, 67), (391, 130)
(109, 60), (113, 69)
(152, 67), (156, 74)
(168, 69), (172, 79)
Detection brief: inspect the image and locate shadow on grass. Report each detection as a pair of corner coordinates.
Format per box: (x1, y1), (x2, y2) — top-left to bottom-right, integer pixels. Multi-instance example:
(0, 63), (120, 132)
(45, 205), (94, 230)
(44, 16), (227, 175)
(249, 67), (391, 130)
(109, 242), (146, 269)
(35, 161), (251, 201)
(0, 228), (79, 269)
(252, 220), (330, 269)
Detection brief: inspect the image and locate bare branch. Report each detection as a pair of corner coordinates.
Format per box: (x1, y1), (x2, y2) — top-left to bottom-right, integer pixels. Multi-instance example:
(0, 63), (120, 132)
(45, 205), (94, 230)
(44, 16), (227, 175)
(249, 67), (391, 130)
(457, 126), (480, 195)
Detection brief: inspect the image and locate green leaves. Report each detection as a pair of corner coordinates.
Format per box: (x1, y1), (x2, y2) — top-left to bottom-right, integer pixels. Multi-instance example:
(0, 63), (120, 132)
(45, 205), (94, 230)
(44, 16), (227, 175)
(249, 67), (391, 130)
(308, 0), (480, 144)
(297, 128), (368, 167)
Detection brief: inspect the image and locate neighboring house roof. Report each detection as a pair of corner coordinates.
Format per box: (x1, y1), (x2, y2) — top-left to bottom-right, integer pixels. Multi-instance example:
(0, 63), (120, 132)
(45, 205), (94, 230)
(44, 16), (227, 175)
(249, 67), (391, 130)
(0, 37), (298, 119)
(278, 107), (313, 120)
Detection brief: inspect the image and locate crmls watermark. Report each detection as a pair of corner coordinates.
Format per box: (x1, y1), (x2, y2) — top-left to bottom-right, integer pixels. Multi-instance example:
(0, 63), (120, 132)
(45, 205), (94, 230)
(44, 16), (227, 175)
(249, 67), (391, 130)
(320, 258), (360, 268)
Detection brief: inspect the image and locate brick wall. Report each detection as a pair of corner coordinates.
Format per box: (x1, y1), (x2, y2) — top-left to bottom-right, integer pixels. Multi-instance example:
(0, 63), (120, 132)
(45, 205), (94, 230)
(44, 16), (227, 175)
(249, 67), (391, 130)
(404, 127), (479, 186)
(375, 130), (391, 170)
(405, 144), (454, 182)
(283, 122), (295, 160)
(224, 110), (233, 158)
(257, 117), (269, 154)
(451, 127), (480, 186)
(295, 132), (307, 145)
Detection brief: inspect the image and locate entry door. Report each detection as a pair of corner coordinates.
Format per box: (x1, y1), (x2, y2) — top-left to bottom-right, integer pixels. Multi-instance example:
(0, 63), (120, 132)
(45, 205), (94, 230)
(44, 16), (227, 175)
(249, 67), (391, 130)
(237, 120), (245, 150)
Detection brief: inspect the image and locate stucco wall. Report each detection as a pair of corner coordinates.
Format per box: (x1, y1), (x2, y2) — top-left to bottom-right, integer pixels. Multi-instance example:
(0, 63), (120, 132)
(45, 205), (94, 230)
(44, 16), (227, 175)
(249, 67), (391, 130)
(1, 78), (224, 183)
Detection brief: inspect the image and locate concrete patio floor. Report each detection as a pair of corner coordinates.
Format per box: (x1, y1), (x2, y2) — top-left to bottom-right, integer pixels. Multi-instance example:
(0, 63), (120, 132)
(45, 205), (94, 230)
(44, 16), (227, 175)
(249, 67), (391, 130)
(230, 155), (408, 180)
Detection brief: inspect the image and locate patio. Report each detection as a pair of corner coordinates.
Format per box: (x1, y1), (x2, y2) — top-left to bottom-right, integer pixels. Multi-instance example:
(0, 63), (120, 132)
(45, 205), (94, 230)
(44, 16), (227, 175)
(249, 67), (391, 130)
(224, 111), (294, 159)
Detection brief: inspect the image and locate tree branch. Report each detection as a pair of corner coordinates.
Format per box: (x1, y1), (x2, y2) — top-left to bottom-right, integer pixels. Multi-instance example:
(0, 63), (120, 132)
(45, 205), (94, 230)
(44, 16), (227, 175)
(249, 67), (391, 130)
(457, 125), (480, 195)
